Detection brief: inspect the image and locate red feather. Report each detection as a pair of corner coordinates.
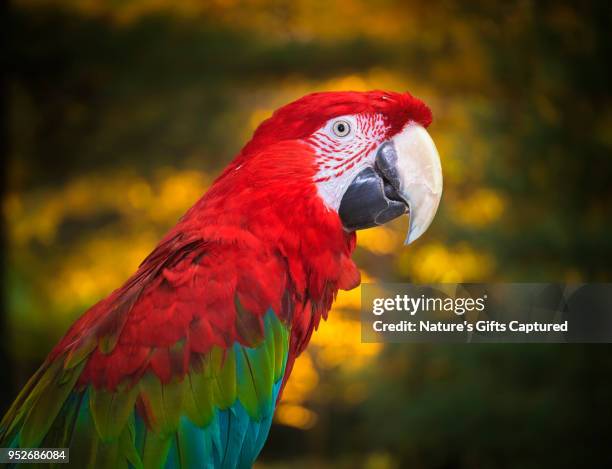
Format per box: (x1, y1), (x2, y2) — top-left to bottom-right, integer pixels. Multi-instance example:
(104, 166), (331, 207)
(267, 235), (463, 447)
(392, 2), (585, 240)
(45, 91), (431, 394)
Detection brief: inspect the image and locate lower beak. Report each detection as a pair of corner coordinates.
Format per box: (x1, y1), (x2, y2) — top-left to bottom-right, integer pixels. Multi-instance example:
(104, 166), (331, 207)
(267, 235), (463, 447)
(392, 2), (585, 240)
(338, 124), (443, 244)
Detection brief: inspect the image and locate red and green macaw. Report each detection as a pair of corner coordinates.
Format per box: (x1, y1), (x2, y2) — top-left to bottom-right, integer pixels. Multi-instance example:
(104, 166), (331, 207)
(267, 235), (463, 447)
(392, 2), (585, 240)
(0, 91), (442, 468)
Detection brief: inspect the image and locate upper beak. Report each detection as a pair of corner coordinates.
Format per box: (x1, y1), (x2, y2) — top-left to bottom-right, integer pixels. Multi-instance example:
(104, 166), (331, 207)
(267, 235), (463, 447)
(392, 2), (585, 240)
(338, 124), (443, 244)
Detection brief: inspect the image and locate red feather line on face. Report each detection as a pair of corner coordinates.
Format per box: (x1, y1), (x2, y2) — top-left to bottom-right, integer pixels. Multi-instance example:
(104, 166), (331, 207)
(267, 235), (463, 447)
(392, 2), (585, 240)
(308, 113), (385, 183)
(240, 90), (432, 159)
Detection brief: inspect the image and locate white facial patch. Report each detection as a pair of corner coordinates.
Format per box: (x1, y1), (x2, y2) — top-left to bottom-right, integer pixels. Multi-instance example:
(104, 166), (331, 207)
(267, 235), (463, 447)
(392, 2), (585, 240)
(308, 114), (387, 211)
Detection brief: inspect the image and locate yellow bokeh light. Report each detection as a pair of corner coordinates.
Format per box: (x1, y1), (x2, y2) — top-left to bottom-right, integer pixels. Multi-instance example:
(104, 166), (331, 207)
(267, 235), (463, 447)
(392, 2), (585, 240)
(399, 242), (495, 282)
(274, 403), (318, 430)
(453, 188), (506, 228)
(281, 352), (319, 406)
(357, 225), (401, 255)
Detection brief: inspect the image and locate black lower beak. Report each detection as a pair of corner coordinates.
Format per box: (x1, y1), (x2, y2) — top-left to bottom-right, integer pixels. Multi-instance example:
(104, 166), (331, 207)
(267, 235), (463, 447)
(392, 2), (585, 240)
(339, 142), (408, 231)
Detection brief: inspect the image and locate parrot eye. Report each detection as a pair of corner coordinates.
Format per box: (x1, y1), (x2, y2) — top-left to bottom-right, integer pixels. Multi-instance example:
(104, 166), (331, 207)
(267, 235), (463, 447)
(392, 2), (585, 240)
(332, 120), (352, 138)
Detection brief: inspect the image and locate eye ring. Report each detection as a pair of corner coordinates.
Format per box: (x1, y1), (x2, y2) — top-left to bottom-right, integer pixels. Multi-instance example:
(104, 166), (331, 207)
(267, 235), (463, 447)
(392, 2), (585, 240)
(332, 120), (352, 138)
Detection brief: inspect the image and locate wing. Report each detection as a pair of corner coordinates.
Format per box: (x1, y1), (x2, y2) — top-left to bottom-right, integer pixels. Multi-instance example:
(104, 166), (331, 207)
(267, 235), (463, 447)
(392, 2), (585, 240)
(0, 231), (292, 469)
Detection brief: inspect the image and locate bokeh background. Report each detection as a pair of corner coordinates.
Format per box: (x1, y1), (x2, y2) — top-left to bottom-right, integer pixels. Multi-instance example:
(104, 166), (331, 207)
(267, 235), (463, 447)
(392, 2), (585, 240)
(2, 0), (612, 467)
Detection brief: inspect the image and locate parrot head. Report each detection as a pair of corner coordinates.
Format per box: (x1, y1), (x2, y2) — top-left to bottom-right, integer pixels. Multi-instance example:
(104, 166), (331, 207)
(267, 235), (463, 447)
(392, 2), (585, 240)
(234, 90), (442, 244)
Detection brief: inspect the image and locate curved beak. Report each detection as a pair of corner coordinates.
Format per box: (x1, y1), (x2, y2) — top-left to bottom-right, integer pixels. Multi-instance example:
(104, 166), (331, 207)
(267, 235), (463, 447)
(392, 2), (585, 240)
(338, 124), (443, 244)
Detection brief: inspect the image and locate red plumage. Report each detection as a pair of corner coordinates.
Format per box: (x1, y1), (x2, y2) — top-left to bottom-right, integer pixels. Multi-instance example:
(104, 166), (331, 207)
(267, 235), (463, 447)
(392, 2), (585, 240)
(47, 90), (430, 395)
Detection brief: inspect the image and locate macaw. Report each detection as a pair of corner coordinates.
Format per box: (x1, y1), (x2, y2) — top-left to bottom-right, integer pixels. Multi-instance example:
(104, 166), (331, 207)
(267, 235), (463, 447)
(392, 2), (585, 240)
(0, 90), (442, 468)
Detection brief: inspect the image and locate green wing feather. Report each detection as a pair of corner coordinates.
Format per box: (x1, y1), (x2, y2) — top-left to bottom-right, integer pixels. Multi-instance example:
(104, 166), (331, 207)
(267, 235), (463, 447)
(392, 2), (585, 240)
(0, 309), (289, 469)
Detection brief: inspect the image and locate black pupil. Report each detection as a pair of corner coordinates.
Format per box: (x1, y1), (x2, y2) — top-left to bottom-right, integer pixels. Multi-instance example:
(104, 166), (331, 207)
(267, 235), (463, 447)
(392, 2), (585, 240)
(337, 123), (346, 133)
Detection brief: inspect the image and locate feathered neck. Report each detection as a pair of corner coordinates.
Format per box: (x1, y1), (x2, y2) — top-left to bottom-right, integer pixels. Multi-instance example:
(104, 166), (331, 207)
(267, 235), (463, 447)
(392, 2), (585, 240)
(181, 139), (361, 355)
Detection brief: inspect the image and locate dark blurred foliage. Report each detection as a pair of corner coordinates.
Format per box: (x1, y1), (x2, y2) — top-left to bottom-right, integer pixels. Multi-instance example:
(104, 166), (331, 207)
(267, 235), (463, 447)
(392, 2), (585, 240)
(3, 0), (612, 467)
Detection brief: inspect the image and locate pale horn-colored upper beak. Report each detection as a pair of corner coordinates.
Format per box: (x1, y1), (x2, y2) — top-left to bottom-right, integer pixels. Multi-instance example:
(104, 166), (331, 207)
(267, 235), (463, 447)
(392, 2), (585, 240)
(391, 124), (443, 244)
